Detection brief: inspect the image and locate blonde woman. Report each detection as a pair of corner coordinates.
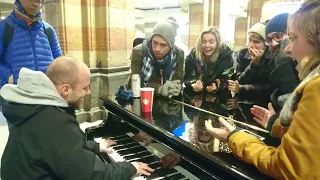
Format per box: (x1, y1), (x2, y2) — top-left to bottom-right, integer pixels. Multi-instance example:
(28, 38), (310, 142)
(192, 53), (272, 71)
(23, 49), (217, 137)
(205, 0), (320, 179)
(184, 27), (233, 93)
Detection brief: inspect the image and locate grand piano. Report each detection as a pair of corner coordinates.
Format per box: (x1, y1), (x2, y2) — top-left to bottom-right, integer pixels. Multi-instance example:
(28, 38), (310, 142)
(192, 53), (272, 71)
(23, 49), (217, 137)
(85, 89), (279, 180)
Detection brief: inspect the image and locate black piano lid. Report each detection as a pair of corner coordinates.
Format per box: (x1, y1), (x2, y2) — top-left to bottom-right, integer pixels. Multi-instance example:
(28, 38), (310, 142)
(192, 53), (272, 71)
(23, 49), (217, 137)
(99, 96), (273, 180)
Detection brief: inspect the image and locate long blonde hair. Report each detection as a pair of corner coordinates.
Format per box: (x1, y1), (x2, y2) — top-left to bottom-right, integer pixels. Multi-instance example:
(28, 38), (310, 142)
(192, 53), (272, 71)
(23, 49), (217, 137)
(195, 27), (223, 63)
(288, 0), (320, 79)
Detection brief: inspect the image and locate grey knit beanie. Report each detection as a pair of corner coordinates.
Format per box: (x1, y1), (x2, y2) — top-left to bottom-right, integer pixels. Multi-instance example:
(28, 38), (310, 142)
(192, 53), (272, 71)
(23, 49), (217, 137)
(152, 17), (179, 48)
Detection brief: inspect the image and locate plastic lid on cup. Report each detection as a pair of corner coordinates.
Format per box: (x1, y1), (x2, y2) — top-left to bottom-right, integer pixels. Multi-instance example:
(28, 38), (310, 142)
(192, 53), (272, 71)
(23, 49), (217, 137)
(140, 87), (155, 91)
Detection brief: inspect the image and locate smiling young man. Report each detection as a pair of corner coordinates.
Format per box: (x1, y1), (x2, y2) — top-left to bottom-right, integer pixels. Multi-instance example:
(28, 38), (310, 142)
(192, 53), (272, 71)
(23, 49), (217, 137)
(131, 17), (184, 98)
(229, 22), (274, 95)
(0, 0), (62, 88)
(265, 13), (300, 113)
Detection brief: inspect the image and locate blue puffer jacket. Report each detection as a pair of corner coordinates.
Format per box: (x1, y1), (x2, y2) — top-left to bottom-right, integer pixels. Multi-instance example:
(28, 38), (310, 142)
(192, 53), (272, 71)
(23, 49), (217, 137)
(0, 12), (62, 88)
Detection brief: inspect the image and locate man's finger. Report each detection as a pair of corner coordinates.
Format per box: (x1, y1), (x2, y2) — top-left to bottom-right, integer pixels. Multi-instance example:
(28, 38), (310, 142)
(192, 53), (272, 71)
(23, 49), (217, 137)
(142, 163), (154, 173)
(140, 169), (151, 176)
(251, 48), (259, 55)
(143, 140), (151, 146)
(106, 139), (117, 146)
(206, 86), (213, 92)
(106, 148), (114, 153)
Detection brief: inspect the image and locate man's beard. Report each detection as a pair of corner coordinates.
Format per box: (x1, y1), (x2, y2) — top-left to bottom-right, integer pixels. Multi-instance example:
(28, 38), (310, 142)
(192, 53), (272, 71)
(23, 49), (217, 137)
(69, 98), (84, 109)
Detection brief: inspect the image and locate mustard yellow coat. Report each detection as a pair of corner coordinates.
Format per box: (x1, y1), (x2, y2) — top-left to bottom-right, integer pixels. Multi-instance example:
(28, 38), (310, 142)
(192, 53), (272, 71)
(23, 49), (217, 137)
(228, 75), (320, 180)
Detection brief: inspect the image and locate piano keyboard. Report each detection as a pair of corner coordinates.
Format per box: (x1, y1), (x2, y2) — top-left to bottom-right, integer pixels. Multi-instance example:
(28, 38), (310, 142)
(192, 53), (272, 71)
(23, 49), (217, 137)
(94, 133), (200, 180)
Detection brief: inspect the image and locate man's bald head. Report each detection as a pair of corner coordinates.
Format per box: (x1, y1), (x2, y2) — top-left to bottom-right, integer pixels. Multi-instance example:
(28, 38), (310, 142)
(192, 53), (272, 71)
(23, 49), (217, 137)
(46, 56), (87, 87)
(47, 56), (91, 108)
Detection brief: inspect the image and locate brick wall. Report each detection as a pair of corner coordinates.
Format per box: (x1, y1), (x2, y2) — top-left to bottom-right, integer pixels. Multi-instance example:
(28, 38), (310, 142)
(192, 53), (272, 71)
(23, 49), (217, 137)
(43, 0), (135, 123)
(188, 0), (221, 50)
(44, 0), (135, 68)
(234, 17), (248, 51)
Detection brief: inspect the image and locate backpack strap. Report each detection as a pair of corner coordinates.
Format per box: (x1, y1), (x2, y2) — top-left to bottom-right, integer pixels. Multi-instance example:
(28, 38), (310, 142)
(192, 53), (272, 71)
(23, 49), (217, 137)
(1, 17), (14, 64)
(42, 22), (52, 48)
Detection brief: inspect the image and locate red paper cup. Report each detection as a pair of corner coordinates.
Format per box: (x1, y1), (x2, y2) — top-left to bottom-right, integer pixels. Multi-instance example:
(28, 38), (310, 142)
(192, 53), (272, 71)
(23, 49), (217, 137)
(143, 111), (152, 122)
(140, 87), (154, 112)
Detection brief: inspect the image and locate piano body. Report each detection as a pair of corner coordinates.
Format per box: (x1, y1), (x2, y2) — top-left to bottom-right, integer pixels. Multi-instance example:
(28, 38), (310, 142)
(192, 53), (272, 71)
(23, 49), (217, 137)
(85, 91), (277, 180)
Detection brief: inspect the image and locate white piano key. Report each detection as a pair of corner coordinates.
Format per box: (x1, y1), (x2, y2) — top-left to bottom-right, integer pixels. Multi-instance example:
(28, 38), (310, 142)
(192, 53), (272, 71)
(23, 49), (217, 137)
(107, 148), (125, 162)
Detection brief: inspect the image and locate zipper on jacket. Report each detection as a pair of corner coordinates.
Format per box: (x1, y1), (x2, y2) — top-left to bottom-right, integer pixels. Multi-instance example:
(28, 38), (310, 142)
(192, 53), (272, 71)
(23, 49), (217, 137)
(29, 29), (38, 71)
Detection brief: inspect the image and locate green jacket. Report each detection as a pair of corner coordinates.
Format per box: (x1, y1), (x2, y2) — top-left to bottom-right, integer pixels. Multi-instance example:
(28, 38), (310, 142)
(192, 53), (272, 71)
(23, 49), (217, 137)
(130, 42), (184, 95)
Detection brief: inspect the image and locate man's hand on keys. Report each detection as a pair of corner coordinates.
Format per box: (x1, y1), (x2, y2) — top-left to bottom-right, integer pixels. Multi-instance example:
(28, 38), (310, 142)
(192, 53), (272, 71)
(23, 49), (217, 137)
(131, 162), (154, 176)
(99, 139), (117, 153)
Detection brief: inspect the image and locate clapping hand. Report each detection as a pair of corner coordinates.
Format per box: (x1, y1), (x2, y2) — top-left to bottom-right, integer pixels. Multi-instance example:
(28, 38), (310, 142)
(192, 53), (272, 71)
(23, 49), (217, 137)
(191, 80), (204, 92)
(205, 117), (236, 142)
(250, 103), (276, 129)
(206, 82), (217, 92)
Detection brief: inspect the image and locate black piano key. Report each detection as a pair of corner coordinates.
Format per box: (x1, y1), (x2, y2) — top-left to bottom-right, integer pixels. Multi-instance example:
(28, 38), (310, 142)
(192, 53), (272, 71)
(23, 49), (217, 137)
(113, 142), (140, 151)
(145, 171), (162, 180)
(137, 155), (160, 164)
(157, 168), (178, 176)
(146, 168), (178, 180)
(117, 146), (147, 155)
(124, 151), (151, 160)
(149, 162), (162, 169)
(113, 138), (136, 145)
(164, 173), (185, 180)
(108, 134), (130, 141)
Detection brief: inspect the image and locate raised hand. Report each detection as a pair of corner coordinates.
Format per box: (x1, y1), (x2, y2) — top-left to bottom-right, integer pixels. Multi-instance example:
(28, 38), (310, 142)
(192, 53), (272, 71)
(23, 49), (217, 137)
(249, 48), (264, 65)
(205, 117), (236, 142)
(191, 80), (204, 92)
(160, 153), (181, 169)
(228, 80), (239, 94)
(250, 103), (276, 128)
(206, 82), (217, 92)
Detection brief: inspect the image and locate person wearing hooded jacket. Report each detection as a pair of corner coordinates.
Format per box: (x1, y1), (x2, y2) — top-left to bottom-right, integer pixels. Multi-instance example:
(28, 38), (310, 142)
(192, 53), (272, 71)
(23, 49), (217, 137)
(0, 0), (62, 88)
(184, 27), (234, 94)
(0, 56), (153, 179)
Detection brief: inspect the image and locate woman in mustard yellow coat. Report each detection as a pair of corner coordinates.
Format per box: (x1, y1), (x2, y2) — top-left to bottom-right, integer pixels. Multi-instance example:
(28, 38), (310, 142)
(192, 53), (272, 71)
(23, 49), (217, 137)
(205, 0), (320, 179)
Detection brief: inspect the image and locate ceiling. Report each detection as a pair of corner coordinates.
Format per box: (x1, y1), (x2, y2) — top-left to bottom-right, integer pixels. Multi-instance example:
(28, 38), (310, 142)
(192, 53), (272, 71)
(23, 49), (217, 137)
(0, 0), (12, 4)
(0, 0), (201, 10)
(135, 0), (202, 10)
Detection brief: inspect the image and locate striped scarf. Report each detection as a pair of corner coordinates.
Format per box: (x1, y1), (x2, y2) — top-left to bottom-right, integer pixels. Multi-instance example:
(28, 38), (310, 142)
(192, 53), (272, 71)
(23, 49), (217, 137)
(140, 40), (177, 84)
(15, 3), (42, 22)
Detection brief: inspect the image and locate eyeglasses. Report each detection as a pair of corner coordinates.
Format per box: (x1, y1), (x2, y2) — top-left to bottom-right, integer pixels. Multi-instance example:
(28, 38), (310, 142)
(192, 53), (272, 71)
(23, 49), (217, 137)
(266, 33), (283, 45)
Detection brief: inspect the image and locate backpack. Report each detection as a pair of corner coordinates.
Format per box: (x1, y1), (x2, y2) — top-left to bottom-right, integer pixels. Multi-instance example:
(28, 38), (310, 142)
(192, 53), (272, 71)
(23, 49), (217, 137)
(1, 17), (52, 64)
